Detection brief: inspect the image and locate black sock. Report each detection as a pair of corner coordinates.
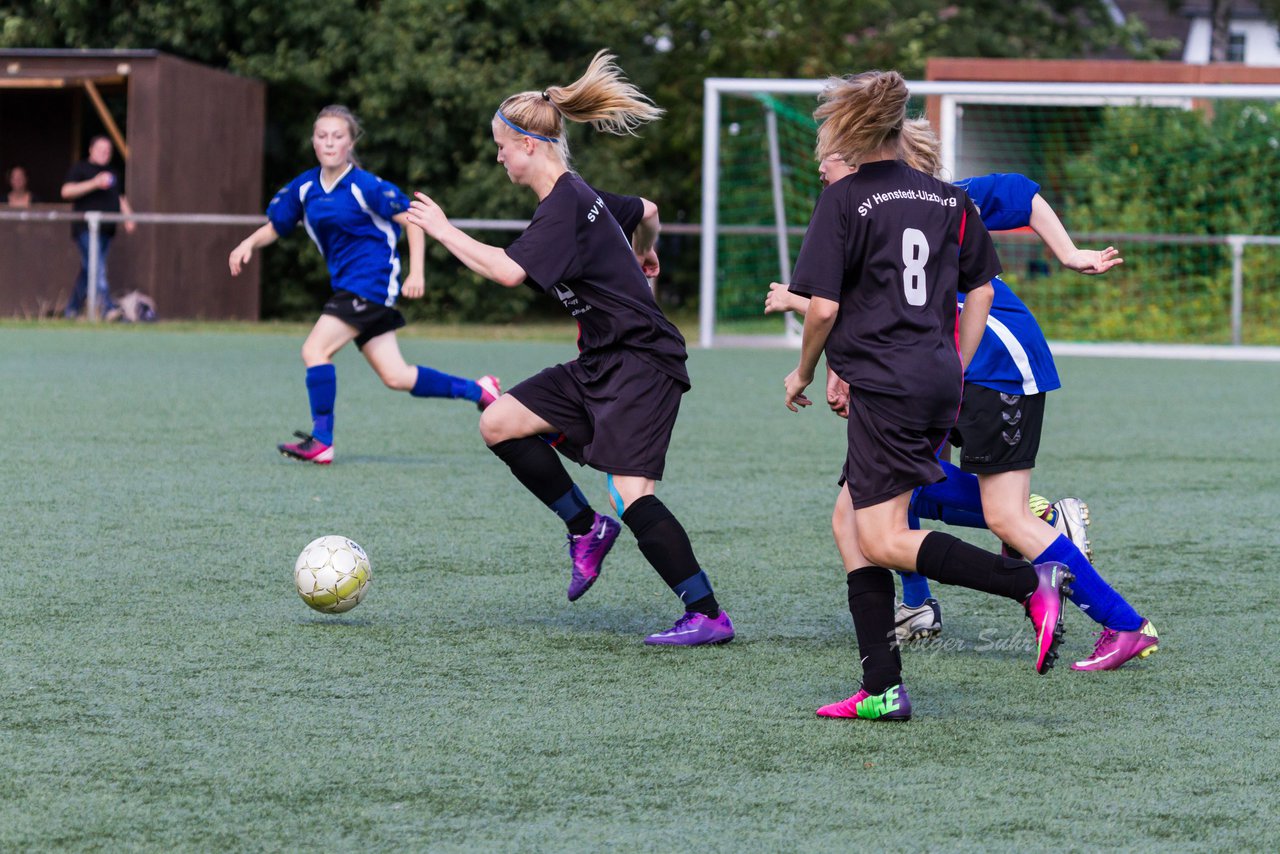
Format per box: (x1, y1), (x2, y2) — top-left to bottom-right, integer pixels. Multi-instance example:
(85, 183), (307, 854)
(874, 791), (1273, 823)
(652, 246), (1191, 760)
(915, 531), (1037, 601)
(565, 508), (596, 537)
(847, 567), (901, 695)
(489, 436), (587, 513)
(622, 495), (719, 617)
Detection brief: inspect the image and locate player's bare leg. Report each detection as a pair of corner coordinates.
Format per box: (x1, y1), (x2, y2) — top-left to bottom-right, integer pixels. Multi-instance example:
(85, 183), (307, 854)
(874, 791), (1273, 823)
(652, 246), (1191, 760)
(363, 330), (500, 407)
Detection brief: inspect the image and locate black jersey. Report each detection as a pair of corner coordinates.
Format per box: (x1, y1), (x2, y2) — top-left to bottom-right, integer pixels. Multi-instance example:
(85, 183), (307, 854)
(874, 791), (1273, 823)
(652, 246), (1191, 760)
(64, 160), (122, 237)
(789, 160), (1001, 430)
(505, 172), (689, 388)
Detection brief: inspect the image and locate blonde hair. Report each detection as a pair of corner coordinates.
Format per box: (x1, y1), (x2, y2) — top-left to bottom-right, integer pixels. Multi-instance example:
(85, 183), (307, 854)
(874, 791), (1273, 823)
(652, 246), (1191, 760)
(496, 50), (663, 165)
(814, 70), (909, 165)
(315, 105), (363, 166)
(898, 118), (943, 179)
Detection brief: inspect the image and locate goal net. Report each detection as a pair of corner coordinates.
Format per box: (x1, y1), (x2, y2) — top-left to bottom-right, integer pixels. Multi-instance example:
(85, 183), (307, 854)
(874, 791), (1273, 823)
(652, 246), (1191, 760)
(700, 78), (1280, 349)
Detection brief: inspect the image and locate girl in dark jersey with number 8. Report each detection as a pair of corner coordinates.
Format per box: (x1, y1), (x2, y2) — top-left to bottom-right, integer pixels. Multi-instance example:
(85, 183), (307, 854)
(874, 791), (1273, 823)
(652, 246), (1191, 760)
(406, 51), (733, 646)
(783, 71), (1072, 720)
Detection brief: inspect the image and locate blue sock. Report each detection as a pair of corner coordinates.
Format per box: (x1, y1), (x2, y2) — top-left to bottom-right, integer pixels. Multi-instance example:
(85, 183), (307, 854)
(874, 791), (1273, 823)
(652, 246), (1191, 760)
(411, 366), (480, 402)
(1034, 535), (1143, 631)
(899, 503), (933, 607)
(548, 484), (590, 525)
(912, 460), (988, 528)
(305, 364), (336, 445)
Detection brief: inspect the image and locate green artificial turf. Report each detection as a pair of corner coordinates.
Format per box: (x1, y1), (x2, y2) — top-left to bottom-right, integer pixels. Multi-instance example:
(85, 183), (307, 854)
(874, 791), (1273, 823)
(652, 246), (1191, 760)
(2, 325), (1277, 851)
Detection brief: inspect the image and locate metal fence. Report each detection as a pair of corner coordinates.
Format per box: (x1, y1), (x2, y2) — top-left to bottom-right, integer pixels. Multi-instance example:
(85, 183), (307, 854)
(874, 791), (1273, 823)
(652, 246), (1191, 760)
(4, 210), (1277, 349)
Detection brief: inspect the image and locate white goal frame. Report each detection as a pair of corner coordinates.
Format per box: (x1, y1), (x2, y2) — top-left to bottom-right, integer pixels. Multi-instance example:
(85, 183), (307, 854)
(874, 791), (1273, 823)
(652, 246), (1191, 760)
(699, 77), (1280, 352)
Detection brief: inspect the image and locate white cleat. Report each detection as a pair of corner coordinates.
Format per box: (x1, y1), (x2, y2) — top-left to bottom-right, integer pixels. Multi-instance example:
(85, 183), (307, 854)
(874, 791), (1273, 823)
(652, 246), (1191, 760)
(894, 598), (942, 643)
(1050, 498), (1092, 561)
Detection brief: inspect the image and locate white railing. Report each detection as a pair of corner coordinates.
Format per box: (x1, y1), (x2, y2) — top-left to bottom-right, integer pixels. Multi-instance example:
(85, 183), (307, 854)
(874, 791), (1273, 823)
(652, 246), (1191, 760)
(0, 209), (702, 321)
(6, 209), (1276, 348)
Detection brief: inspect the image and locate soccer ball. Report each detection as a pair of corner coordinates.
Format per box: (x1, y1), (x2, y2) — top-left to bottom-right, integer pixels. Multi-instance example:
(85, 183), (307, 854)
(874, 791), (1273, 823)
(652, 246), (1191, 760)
(293, 535), (371, 614)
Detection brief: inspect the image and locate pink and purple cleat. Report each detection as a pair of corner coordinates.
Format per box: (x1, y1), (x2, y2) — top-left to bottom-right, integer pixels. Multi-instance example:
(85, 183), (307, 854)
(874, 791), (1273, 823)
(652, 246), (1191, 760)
(566, 513), (621, 601)
(816, 684), (912, 721)
(1025, 561), (1074, 674)
(1072, 619), (1159, 671)
(278, 431), (334, 465)
(476, 375), (502, 411)
(644, 610), (735, 646)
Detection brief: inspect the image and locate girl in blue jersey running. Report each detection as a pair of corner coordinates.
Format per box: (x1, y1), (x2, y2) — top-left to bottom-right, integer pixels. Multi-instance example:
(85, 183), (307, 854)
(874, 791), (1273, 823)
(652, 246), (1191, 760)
(229, 105), (499, 464)
(771, 117), (1157, 673)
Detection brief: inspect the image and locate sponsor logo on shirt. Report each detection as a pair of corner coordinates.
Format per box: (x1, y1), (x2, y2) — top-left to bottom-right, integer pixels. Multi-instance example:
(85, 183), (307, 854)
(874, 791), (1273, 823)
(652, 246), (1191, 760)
(857, 188), (958, 217)
(553, 283), (593, 318)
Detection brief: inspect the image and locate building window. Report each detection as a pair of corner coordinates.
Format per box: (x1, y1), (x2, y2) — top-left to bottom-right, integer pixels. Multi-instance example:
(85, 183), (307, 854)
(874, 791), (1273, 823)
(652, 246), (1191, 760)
(1228, 32), (1246, 63)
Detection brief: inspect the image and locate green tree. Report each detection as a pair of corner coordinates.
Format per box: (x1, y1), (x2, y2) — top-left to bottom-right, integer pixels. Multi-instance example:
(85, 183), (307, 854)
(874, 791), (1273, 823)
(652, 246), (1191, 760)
(3, 0), (1160, 317)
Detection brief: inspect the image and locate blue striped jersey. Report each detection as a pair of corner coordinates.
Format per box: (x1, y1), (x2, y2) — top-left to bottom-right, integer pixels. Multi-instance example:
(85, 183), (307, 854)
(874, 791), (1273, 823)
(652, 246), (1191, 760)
(952, 173), (1061, 396)
(267, 166), (410, 306)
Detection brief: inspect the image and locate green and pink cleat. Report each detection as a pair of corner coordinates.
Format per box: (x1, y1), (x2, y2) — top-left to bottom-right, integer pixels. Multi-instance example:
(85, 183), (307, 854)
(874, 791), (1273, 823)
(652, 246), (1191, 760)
(816, 684), (912, 721)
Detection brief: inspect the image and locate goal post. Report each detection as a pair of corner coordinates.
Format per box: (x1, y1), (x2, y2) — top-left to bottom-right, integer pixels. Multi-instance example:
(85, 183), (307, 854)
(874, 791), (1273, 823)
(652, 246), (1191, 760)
(700, 77), (1280, 350)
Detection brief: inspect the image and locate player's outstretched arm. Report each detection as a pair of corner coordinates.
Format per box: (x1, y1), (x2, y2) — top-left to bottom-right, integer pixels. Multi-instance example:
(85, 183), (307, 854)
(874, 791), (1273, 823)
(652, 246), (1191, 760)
(229, 222), (279, 276)
(764, 282), (809, 315)
(1029, 194), (1123, 275)
(393, 212), (426, 299)
(633, 198), (660, 278)
(407, 192), (527, 287)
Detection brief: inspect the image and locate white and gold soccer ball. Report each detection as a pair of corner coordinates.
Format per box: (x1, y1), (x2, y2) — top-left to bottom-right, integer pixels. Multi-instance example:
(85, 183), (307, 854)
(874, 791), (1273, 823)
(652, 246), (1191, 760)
(293, 535), (371, 614)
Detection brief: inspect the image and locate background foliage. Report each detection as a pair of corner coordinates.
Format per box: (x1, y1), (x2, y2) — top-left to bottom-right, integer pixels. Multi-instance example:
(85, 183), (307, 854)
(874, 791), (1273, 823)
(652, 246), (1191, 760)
(4, 1), (1167, 318)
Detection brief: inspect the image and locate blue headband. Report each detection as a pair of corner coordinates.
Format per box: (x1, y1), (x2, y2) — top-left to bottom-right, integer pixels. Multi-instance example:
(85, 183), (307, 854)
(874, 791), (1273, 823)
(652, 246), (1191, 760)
(496, 110), (559, 144)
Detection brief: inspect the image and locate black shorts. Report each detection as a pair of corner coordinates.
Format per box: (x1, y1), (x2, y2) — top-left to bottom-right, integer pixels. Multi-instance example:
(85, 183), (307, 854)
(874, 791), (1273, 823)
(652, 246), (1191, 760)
(950, 384), (1046, 474)
(321, 290), (406, 349)
(842, 398), (949, 510)
(509, 351), (685, 480)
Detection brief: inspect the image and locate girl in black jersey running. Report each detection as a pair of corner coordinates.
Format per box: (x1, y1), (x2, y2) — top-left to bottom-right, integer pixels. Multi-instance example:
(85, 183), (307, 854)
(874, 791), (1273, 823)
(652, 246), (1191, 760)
(406, 51), (733, 647)
(783, 71), (1071, 720)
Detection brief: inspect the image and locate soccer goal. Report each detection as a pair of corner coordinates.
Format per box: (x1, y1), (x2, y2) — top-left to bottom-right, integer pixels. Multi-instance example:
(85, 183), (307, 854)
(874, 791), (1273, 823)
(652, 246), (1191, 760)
(700, 78), (1280, 351)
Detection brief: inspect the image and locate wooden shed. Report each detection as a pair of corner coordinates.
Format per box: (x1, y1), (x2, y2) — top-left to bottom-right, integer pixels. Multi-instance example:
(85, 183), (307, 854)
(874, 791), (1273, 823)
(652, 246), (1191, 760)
(0, 49), (265, 319)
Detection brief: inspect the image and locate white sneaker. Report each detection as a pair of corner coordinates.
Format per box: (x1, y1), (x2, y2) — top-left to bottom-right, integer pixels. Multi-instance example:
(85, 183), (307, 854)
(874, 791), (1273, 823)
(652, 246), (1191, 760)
(1050, 498), (1092, 561)
(894, 598), (942, 643)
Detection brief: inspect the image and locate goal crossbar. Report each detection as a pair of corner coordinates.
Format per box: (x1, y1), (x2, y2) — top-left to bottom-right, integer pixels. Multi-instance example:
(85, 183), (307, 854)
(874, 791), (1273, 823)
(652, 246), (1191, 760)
(700, 78), (1280, 349)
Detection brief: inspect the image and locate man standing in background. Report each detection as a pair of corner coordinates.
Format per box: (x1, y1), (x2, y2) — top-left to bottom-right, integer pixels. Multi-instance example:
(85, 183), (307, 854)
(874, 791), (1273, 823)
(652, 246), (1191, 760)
(61, 136), (135, 318)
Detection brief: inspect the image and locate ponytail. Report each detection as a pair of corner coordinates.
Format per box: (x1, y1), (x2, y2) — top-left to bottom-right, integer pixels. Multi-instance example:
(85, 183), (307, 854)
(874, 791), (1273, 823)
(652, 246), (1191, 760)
(897, 118), (943, 179)
(496, 50), (663, 165)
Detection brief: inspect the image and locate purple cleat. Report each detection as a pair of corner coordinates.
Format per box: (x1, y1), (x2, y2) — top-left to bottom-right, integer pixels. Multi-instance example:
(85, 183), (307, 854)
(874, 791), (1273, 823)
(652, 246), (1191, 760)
(644, 610), (735, 646)
(566, 513), (621, 601)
